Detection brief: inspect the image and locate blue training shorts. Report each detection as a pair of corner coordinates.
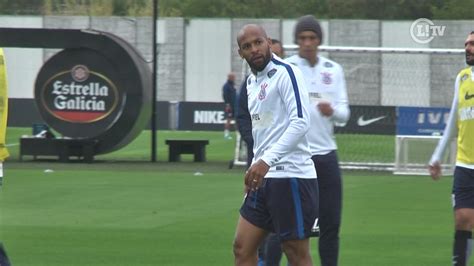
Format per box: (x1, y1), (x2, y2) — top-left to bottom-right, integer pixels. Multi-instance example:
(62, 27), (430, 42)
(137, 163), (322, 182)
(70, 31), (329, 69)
(452, 166), (474, 209)
(240, 177), (319, 241)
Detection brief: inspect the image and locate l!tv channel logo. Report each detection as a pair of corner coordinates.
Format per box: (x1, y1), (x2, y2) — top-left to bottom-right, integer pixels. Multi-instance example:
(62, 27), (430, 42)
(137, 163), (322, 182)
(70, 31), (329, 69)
(410, 18), (446, 44)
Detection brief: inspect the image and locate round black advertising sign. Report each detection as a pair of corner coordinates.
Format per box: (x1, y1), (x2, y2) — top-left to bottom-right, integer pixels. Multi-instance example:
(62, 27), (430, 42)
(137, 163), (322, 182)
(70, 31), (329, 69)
(35, 45), (151, 154)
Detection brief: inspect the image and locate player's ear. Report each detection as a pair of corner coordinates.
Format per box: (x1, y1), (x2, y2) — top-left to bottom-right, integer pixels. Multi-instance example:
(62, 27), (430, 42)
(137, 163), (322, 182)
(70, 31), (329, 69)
(238, 48), (243, 59)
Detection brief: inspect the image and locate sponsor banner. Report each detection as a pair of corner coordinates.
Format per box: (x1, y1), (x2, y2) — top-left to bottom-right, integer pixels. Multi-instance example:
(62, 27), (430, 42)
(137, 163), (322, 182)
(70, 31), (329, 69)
(178, 102), (227, 131)
(335, 105), (396, 135)
(3, 28), (153, 155)
(35, 50), (126, 140)
(32, 30), (152, 154)
(396, 106), (450, 136)
(179, 102), (396, 134)
(8, 99), (170, 129)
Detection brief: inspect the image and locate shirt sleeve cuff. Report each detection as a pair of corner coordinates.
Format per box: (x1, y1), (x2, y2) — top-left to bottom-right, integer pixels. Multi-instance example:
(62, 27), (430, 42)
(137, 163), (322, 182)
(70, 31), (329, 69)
(260, 156), (273, 168)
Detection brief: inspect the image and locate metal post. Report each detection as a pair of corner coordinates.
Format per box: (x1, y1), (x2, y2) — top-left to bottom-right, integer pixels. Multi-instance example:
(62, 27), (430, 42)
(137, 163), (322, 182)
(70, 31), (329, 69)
(151, 0), (158, 162)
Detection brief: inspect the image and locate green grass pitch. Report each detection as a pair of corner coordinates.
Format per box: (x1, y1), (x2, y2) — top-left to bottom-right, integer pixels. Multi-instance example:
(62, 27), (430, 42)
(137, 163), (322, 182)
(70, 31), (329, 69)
(0, 128), (456, 265)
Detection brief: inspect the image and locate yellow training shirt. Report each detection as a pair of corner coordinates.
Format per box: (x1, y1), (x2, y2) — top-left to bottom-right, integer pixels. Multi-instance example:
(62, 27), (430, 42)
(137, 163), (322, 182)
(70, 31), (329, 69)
(0, 49), (9, 162)
(457, 66), (474, 164)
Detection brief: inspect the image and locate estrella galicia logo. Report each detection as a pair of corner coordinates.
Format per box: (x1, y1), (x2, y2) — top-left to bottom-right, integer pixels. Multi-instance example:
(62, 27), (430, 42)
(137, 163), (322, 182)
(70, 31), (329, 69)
(71, 65), (90, 82)
(40, 65), (120, 123)
(267, 68), (277, 78)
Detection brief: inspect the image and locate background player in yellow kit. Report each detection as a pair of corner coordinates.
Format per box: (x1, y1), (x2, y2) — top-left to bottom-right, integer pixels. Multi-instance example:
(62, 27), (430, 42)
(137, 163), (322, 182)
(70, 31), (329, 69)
(429, 31), (474, 266)
(0, 48), (12, 266)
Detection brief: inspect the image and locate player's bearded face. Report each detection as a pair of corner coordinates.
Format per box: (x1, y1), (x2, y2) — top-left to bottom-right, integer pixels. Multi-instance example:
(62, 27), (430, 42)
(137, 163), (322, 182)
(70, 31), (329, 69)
(248, 46), (271, 71)
(239, 37), (272, 72)
(465, 34), (474, 66)
(466, 51), (474, 66)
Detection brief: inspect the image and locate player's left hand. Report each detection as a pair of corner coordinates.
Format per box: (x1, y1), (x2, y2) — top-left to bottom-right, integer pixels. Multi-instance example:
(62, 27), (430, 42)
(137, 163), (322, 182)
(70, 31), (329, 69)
(428, 161), (442, 180)
(318, 101), (334, 117)
(244, 159), (269, 192)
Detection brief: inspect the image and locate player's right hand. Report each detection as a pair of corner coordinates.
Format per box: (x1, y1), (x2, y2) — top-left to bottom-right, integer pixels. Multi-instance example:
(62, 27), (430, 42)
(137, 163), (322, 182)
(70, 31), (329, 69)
(244, 159), (269, 192)
(225, 104), (232, 113)
(317, 101), (333, 117)
(428, 161), (442, 180)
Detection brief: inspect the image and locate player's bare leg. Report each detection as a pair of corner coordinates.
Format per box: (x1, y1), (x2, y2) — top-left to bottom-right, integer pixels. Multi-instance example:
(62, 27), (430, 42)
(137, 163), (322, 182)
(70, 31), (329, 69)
(281, 238), (313, 266)
(224, 117), (233, 139)
(233, 215), (267, 266)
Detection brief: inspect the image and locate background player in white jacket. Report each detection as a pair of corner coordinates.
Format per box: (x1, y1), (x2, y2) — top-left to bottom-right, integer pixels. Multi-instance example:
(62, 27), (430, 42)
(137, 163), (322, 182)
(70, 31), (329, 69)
(429, 31), (474, 266)
(286, 15), (350, 266)
(232, 24), (319, 266)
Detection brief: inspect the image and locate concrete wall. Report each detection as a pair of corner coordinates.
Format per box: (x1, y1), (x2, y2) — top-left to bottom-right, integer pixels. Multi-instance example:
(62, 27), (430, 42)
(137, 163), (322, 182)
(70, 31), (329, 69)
(185, 19), (231, 102)
(155, 18), (185, 101)
(1, 16), (470, 107)
(0, 16), (43, 99)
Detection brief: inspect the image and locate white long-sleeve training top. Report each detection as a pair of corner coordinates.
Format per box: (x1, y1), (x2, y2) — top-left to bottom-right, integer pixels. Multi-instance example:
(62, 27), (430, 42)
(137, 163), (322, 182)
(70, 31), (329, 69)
(286, 55), (350, 155)
(246, 55), (316, 179)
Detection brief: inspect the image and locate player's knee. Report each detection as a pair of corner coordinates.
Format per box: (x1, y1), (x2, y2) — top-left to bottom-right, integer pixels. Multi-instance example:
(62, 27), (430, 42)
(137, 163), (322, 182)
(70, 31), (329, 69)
(454, 209), (474, 229)
(281, 240), (310, 262)
(232, 238), (248, 259)
(232, 238), (242, 256)
(281, 244), (297, 261)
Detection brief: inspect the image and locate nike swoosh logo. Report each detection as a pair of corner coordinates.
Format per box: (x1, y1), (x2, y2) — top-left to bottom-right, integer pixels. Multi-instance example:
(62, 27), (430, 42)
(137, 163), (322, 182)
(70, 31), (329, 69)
(465, 91), (474, 100)
(357, 116), (386, 126)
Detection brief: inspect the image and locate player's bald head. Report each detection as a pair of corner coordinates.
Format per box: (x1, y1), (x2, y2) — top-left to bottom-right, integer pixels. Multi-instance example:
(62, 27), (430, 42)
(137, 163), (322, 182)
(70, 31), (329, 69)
(237, 24), (272, 73)
(237, 24), (268, 48)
